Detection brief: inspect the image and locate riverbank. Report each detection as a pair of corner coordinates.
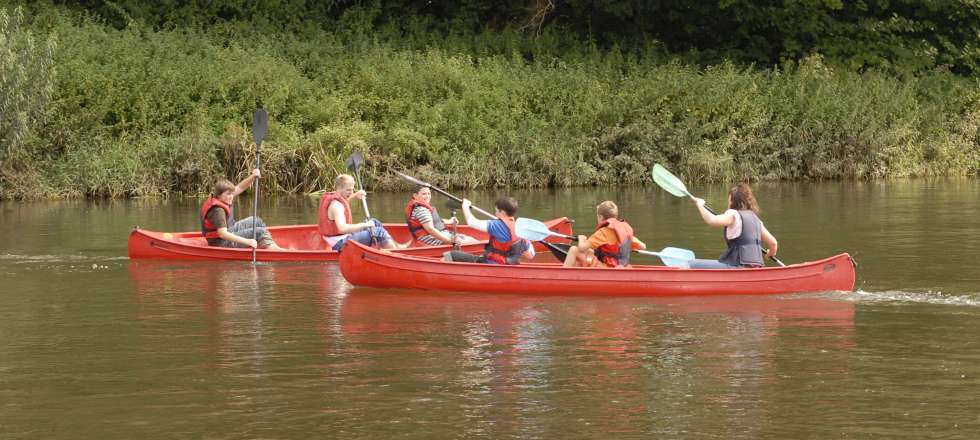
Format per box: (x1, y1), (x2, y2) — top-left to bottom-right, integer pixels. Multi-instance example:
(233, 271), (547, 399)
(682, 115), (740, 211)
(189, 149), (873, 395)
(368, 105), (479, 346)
(2, 5), (978, 199)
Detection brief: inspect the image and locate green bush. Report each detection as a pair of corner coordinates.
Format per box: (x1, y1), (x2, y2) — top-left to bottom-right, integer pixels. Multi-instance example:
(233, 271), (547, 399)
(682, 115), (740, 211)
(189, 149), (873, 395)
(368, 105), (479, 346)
(0, 5), (977, 199)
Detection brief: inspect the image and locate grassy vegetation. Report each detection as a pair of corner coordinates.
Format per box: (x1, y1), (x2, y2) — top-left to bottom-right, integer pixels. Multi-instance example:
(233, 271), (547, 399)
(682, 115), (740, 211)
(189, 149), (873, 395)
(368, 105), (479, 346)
(1, 5), (977, 199)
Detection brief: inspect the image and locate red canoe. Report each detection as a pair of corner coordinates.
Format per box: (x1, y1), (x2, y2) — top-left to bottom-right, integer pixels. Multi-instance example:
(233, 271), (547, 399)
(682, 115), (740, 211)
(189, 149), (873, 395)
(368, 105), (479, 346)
(127, 218), (573, 262)
(339, 240), (856, 296)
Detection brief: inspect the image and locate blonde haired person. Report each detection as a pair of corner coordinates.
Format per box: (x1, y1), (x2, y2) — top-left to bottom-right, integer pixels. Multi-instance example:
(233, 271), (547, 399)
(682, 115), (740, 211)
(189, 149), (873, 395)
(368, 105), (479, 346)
(564, 201), (646, 267)
(318, 174), (409, 250)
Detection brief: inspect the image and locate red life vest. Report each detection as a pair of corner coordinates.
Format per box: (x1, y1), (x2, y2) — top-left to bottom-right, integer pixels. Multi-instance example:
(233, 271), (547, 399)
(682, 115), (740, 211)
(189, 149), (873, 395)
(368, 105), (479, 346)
(200, 197), (233, 240)
(482, 216), (524, 265)
(593, 218), (634, 267)
(404, 199), (446, 239)
(318, 192), (352, 237)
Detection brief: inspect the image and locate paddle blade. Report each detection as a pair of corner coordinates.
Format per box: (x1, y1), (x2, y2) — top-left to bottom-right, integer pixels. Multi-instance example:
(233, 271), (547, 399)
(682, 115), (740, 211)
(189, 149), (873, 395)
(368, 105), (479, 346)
(544, 242), (570, 263)
(651, 164), (691, 198)
(251, 108), (268, 147)
(637, 246), (696, 268)
(514, 217), (554, 241)
(345, 151), (364, 173)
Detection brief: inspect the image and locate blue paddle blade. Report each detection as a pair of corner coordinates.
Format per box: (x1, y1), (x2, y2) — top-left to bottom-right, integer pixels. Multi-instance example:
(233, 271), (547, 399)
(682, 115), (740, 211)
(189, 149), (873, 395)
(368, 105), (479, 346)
(651, 164), (691, 198)
(514, 217), (555, 241)
(637, 246), (696, 268)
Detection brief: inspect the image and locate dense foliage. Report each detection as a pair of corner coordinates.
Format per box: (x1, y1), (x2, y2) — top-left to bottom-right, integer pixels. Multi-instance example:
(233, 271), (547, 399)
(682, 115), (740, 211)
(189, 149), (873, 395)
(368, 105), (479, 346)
(0, 1), (977, 199)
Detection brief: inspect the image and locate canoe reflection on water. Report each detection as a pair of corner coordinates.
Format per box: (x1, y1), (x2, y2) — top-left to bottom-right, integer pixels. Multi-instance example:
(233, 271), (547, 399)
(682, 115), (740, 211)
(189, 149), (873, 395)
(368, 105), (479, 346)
(128, 259), (854, 341)
(128, 260), (855, 433)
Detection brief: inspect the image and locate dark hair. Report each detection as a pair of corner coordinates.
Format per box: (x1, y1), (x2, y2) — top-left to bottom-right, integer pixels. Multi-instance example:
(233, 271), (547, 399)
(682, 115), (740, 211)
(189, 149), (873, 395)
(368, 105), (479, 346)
(212, 180), (235, 198)
(729, 183), (760, 213)
(495, 197), (518, 217)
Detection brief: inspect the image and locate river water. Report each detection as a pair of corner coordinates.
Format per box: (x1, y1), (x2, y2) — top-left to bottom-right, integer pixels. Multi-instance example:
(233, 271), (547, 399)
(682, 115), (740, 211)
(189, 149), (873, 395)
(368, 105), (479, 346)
(1, 179), (978, 439)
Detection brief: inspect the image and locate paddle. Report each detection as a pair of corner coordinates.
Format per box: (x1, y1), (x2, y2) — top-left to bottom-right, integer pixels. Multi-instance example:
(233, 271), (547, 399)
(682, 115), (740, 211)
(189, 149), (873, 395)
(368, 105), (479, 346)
(514, 217), (576, 241)
(546, 242), (696, 268)
(250, 108), (268, 264)
(395, 171), (569, 258)
(345, 151), (371, 219)
(393, 171), (496, 219)
(651, 164), (786, 267)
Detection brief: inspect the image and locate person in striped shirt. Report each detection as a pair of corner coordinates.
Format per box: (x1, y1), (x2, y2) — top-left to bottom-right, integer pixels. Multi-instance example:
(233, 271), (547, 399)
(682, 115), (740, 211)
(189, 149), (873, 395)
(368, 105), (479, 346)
(405, 186), (478, 246)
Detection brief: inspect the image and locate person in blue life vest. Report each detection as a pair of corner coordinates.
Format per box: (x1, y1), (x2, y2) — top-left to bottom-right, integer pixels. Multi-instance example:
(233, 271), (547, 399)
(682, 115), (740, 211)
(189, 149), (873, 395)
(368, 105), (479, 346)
(318, 174), (411, 251)
(200, 168), (282, 249)
(689, 183), (778, 269)
(563, 201), (647, 268)
(442, 197), (535, 264)
(405, 185), (479, 246)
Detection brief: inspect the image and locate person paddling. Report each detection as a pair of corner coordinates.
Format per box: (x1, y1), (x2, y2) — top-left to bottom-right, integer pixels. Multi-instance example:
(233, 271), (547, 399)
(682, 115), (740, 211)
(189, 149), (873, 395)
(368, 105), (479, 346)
(689, 183), (778, 269)
(563, 201), (647, 268)
(405, 185), (478, 246)
(443, 197), (535, 264)
(201, 169), (282, 250)
(319, 174), (410, 251)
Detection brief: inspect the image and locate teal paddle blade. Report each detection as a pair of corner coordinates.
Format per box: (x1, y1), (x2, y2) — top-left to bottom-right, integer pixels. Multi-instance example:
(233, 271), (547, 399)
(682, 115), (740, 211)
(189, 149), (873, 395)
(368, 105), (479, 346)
(651, 164), (691, 198)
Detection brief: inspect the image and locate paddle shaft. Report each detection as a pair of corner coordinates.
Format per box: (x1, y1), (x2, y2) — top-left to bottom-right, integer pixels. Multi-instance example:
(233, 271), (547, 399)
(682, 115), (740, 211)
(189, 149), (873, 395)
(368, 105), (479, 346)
(353, 168), (371, 219)
(393, 171), (496, 218)
(697, 200), (786, 267)
(251, 147), (260, 263)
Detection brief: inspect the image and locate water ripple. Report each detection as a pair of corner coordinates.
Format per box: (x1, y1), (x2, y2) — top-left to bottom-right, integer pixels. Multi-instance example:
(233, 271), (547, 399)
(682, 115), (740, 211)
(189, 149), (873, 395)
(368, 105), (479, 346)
(848, 290), (980, 307)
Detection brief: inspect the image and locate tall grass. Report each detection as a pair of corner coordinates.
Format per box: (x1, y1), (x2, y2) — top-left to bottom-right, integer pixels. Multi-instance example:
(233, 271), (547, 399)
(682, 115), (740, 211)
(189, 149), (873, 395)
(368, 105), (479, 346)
(1, 6), (977, 199)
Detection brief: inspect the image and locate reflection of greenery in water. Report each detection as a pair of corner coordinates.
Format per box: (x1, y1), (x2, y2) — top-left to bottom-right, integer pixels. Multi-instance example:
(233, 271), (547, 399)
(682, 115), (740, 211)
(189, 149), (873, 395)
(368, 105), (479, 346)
(2, 5), (979, 199)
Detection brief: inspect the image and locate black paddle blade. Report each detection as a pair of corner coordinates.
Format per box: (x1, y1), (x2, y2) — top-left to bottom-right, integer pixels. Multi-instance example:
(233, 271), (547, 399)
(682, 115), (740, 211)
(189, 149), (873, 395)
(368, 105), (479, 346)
(543, 242), (571, 263)
(345, 150), (364, 172)
(444, 199), (463, 210)
(251, 108), (269, 147)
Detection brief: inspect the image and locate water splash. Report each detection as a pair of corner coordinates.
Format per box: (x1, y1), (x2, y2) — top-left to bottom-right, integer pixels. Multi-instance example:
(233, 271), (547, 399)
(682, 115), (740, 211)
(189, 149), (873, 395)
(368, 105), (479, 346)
(846, 289), (980, 307)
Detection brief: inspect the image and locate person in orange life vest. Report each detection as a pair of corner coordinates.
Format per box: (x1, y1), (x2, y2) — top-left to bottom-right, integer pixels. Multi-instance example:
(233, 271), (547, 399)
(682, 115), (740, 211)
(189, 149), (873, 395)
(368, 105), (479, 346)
(563, 201), (647, 268)
(405, 185), (479, 246)
(200, 168), (282, 249)
(442, 197), (535, 264)
(318, 174), (410, 251)
(689, 183), (778, 269)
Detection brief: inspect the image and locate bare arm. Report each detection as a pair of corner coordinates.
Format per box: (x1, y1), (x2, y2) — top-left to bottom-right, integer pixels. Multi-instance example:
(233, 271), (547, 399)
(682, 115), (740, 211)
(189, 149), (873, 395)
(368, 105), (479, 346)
(421, 221), (454, 244)
(233, 169), (260, 196)
(632, 236), (647, 251)
(328, 201), (372, 235)
(761, 224), (778, 257)
(693, 198), (736, 228)
(461, 199), (488, 232)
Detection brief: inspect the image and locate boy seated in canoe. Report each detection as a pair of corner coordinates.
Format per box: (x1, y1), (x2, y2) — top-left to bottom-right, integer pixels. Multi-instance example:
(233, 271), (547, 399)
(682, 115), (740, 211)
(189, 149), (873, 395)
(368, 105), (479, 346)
(443, 197), (535, 264)
(201, 169), (282, 250)
(319, 174), (410, 251)
(563, 201), (646, 268)
(405, 185), (479, 246)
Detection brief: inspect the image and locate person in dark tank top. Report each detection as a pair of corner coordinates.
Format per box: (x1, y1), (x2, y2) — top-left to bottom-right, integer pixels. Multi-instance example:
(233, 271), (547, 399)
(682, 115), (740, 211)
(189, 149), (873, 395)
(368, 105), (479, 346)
(688, 183), (778, 269)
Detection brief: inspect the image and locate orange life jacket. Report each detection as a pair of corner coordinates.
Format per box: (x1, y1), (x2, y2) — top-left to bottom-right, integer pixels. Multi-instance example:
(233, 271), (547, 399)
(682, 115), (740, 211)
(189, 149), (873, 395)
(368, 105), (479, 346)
(593, 218), (634, 267)
(318, 192), (352, 237)
(200, 197), (233, 240)
(482, 216), (524, 265)
(404, 199), (445, 239)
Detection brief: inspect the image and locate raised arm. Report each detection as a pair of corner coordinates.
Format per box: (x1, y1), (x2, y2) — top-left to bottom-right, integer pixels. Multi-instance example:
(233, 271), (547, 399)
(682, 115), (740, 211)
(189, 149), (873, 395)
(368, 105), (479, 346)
(693, 198), (735, 228)
(234, 169), (261, 196)
(461, 199), (488, 232)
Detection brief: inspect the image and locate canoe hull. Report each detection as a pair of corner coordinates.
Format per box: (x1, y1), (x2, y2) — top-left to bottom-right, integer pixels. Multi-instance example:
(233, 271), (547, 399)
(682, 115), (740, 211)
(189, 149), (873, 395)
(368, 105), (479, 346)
(127, 218), (573, 262)
(339, 240), (856, 296)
